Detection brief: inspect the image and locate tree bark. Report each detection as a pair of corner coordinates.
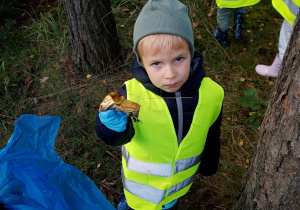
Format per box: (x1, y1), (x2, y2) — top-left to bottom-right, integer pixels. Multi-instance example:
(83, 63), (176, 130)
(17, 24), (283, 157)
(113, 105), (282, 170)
(63, 0), (123, 73)
(234, 12), (300, 210)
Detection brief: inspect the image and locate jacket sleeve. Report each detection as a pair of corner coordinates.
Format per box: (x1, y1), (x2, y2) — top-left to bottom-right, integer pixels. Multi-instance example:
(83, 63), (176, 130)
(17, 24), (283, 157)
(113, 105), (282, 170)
(95, 85), (135, 146)
(198, 107), (222, 176)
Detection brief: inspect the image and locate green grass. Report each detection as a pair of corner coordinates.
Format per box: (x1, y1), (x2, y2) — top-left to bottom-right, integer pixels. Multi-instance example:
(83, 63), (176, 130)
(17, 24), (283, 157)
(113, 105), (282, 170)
(0, 0), (281, 209)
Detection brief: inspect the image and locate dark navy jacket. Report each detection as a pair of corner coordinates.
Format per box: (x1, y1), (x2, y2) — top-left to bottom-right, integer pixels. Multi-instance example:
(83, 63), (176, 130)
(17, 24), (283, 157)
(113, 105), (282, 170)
(96, 51), (223, 176)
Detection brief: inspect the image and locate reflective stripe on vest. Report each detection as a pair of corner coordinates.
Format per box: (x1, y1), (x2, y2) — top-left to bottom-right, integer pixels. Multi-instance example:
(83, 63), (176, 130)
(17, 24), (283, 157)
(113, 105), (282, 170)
(168, 172), (196, 196)
(122, 169), (165, 204)
(174, 153), (202, 174)
(216, 0), (261, 8)
(272, 0), (300, 25)
(122, 146), (173, 177)
(122, 146), (202, 177)
(121, 167), (197, 204)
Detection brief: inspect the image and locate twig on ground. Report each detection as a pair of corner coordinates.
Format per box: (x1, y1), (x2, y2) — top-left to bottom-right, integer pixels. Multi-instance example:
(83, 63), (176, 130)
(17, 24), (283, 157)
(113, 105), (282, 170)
(106, 150), (122, 163)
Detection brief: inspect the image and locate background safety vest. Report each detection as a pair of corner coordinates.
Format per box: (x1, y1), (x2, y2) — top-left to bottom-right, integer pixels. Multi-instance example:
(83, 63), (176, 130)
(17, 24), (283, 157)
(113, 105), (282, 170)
(216, 0), (261, 8)
(122, 78), (224, 210)
(272, 0), (300, 25)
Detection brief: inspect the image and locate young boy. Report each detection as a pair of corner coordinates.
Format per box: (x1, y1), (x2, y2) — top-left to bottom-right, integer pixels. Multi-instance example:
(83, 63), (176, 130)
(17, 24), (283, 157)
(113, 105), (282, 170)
(96, 0), (224, 209)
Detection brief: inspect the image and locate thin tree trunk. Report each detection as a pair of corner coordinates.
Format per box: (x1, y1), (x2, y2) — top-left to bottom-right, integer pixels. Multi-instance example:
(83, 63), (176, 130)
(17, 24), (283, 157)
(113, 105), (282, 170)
(234, 12), (300, 210)
(63, 0), (123, 73)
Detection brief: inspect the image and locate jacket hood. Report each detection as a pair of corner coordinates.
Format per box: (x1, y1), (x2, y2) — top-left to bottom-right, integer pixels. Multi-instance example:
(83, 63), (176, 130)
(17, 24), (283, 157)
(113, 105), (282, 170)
(131, 51), (205, 97)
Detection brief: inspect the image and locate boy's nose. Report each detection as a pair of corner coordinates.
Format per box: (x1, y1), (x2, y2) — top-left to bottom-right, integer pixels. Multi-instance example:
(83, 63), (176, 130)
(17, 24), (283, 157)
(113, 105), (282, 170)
(164, 65), (176, 79)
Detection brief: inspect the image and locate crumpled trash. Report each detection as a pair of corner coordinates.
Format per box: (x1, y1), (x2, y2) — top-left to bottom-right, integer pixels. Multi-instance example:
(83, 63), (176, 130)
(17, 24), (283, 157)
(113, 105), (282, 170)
(0, 114), (115, 210)
(99, 92), (140, 121)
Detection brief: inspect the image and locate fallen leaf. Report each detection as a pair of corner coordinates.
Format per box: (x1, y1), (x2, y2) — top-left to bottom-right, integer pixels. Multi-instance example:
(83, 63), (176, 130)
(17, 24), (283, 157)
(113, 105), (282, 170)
(239, 140), (244, 147)
(240, 77), (246, 82)
(268, 42), (273, 46)
(86, 74), (92, 79)
(269, 81), (274, 86)
(40, 76), (50, 83)
(29, 54), (34, 58)
(196, 34), (201, 40)
(249, 112), (256, 116)
(193, 22), (199, 28)
(214, 74), (218, 79)
(77, 107), (81, 114)
(97, 162), (101, 168)
(121, 8), (130, 12)
(222, 172), (227, 176)
(246, 83), (255, 88)
(84, 152), (89, 159)
(25, 76), (33, 86)
(121, 24), (124, 27)
(247, 30), (251, 33)
(79, 83), (87, 88)
(242, 48), (247, 51)
(82, 136), (86, 141)
(207, 7), (215, 17)
(246, 159), (249, 164)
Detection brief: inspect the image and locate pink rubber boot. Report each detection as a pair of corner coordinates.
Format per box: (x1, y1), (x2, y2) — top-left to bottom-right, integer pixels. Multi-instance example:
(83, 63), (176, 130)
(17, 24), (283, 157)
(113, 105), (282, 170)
(255, 54), (282, 77)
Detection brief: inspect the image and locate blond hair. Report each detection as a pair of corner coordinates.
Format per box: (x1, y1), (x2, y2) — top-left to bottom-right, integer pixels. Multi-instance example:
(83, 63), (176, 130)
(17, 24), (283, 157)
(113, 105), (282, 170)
(137, 34), (189, 60)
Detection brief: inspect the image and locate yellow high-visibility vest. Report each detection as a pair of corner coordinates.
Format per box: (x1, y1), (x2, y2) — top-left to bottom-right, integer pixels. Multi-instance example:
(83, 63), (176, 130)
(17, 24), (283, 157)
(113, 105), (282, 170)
(272, 0), (300, 25)
(216, 0), (261, 8)
(122, 78), (224, 210)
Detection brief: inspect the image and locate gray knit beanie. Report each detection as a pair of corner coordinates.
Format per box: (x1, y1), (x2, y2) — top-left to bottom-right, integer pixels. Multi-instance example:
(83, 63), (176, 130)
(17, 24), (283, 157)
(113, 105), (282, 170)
(133, 0), (194, 65)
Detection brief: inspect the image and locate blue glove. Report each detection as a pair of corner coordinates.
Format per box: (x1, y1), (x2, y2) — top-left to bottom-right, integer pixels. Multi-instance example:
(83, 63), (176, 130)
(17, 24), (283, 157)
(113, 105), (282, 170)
(98, 110), (128, 132)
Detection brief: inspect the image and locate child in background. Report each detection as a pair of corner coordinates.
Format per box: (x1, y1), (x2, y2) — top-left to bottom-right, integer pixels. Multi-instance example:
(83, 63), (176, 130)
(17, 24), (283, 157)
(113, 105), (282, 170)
(213, 0), (260, 46)
(96, 0), (224, 209)
(255, 0), (299, 77)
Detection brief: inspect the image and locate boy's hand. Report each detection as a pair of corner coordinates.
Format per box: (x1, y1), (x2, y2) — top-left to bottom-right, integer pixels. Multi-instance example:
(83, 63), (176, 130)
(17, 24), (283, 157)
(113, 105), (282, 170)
(99, 110), (129, 132)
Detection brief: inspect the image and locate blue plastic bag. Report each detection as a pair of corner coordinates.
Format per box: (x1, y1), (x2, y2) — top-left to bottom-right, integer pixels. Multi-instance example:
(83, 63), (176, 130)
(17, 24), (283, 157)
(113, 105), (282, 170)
(0, 114), (115, 210)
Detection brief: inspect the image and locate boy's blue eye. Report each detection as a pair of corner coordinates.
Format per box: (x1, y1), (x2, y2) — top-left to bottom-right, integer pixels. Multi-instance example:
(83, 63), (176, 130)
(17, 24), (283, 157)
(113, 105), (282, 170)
(175, 57), (183, 62)
(152, 62), (161, 66)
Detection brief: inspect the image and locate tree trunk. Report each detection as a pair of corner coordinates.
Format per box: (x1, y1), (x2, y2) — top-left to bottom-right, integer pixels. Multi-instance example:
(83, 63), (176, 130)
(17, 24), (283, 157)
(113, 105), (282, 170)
(234, 12), (300, 210)
(63, 0), (123, 73)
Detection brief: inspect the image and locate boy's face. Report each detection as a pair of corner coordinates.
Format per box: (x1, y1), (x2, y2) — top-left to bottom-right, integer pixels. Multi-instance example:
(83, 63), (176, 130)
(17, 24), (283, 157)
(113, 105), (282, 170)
(140, 39), (191, 93)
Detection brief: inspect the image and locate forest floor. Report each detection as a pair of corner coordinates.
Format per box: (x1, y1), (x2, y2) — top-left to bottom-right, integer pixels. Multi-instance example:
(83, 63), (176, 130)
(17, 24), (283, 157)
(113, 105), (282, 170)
(0, 0), (283, 209)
